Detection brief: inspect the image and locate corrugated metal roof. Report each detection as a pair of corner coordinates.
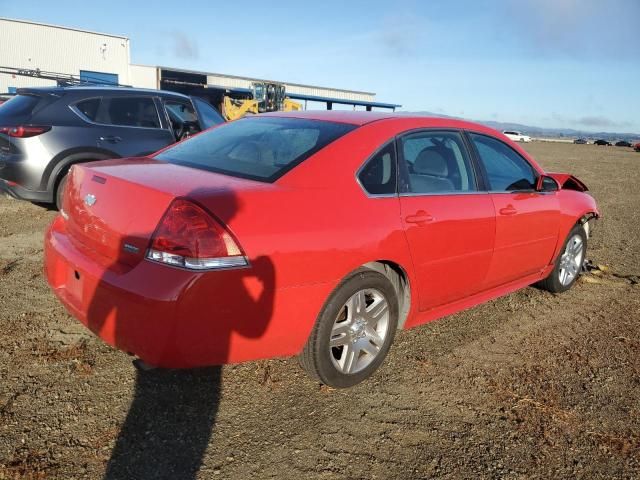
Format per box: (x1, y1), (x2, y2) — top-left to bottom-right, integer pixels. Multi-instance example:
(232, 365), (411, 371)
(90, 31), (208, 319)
(0, 17), (128, 40)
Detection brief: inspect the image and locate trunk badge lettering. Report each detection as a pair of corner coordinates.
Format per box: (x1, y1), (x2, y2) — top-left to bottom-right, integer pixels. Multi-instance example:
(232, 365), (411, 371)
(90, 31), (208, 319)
(123, 243), (140, 254)
(84, 194), (97, 206)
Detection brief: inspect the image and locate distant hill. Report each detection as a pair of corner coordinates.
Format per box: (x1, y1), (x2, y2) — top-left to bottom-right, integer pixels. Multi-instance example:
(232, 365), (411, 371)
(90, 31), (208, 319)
(404, 111), (640, 141)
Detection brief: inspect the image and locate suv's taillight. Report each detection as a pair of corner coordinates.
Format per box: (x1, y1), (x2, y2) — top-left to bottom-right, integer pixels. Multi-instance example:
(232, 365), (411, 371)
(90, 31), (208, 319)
(0, 125), (51, 138)
(146, 199), (248, 270)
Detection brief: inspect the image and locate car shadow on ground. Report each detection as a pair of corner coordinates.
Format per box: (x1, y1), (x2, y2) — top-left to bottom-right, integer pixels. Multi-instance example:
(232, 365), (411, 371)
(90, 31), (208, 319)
(71, 186), (275, 479)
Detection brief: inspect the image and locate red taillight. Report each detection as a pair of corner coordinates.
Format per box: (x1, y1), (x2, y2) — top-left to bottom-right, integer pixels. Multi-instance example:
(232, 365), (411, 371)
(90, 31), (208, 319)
(0, 125), (51, 138)
(146, 199), (247, 270)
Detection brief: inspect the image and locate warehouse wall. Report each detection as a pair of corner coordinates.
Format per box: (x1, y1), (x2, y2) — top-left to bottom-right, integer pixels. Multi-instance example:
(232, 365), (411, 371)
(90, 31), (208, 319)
(0, 18), (130, 92)
(130, 64), (158, 89)
(205, 73), (375, 103)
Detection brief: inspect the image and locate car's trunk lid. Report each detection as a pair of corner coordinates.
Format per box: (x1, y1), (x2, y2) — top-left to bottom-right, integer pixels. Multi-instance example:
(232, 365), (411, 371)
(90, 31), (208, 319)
(63, 157), (268, 270)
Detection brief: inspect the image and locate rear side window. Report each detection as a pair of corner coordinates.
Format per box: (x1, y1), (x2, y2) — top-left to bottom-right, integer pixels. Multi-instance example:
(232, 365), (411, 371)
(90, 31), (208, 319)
(155, 117), (356, 182)
(96, 97), (161, 128)
(75, 98), (100, 121)
(0, 94), (41, 120)
(358, 143), (396, 195)
(469, 133), (537, 191)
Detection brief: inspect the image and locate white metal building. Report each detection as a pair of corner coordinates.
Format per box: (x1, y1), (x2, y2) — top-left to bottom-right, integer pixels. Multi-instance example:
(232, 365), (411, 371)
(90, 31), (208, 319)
(0, 18), (131, 91)
(0, 17), (399, 110)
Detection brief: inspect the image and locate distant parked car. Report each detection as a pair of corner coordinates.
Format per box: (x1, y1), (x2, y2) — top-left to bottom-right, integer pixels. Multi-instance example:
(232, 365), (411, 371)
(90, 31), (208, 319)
(573, 138), (587, 144)
(634, 143), (640, 152)
(503, 130), (532, 143)
(0, 86), (225, 209)
(615, 141), (632, 147)
(594, 139), (612, 146)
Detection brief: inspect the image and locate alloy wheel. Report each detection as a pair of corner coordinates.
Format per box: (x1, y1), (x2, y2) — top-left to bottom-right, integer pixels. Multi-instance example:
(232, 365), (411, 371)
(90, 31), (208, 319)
(329, 288), (390, 374)
(558, 234), (584, 286)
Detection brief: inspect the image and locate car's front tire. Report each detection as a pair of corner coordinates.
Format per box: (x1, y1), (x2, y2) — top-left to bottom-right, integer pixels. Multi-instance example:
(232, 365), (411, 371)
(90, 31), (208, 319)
(299, 268), (398, 388)
(538, 224), (587, 293)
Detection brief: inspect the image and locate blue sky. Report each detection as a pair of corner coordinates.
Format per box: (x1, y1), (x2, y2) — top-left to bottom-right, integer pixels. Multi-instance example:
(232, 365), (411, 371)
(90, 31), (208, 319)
(1, 0), (638, 133)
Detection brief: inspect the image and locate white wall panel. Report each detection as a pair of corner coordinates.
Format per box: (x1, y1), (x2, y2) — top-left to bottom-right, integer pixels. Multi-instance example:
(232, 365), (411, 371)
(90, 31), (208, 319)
(0, 18), (130, 91)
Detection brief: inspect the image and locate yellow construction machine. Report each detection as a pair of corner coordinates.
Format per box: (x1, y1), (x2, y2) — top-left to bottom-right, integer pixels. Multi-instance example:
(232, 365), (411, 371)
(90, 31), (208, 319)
(222, 82), (301, 121)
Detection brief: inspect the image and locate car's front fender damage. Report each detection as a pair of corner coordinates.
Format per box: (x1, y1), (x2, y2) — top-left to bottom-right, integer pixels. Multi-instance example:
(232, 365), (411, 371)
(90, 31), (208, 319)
(580, 212), (599, 239)
(547, 172), (590, 192)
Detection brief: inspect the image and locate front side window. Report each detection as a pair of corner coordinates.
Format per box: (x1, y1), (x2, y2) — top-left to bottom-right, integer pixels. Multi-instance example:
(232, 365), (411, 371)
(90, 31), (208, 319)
(165, 100), (198, 124)
(164, 100), (200, 139)
(469, 133), (537, 191)
(97, 97), (161, 129)
(155, 117), (356, 182)
(358, 142), (396, 195)
(399, 131), (476, 194)
(192, 97), (225, 129)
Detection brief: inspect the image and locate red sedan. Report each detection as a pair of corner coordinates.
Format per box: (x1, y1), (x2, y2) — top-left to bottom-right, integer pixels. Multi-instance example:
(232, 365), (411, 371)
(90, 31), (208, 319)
(44, 112), (599, 388)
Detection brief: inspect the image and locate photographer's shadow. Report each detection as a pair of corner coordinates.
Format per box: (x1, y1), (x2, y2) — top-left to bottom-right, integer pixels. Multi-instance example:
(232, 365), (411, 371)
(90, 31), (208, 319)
(80, 189), (275, 479)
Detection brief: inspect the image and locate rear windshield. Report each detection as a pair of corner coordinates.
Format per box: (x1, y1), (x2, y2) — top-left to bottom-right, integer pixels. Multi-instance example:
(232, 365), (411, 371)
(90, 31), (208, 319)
(155, 117), (357, 182)
(0, 94), (42, 120)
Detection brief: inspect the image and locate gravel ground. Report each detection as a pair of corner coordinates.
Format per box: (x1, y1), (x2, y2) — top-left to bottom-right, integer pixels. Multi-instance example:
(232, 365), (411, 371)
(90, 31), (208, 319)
(0, 142), (639, 479)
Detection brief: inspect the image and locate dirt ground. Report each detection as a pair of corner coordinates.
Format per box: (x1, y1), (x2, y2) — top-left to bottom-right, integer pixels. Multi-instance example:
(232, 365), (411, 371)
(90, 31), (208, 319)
(0, 142), (639, 479)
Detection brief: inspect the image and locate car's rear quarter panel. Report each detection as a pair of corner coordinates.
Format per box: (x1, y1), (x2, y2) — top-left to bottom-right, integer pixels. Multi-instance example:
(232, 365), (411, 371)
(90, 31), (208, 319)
(183, 122), (417, 363)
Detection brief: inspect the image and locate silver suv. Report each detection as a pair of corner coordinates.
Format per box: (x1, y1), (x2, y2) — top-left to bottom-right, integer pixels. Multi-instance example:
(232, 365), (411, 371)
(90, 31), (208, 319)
(0, 86), (224, 208)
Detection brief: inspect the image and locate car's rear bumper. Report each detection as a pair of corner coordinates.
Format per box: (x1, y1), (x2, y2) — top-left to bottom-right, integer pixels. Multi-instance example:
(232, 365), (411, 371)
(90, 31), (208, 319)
(0, 178), (52, 203)
(44, 216), (334, 368)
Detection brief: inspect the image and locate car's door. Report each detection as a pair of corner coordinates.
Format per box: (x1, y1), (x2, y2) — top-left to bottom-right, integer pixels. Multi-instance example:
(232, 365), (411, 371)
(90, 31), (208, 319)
(468, 132), (560, 287)
(92, 96), (175, 156)
(397, 130), (496, 311)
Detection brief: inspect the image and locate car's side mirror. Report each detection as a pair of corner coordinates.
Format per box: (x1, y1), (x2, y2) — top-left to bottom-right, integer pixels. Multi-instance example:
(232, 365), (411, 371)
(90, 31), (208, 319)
(537, 175), (559, 192)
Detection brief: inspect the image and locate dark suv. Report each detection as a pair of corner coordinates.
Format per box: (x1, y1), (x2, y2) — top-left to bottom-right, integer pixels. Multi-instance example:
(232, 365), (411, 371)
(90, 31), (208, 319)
(0, 86), (224, 208)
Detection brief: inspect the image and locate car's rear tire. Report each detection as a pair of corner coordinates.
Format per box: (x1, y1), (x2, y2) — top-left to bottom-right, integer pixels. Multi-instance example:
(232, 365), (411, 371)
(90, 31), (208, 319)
(299, 268), (398, 388)
(538, 224), (587, 293)
(55, 173), (68, 211)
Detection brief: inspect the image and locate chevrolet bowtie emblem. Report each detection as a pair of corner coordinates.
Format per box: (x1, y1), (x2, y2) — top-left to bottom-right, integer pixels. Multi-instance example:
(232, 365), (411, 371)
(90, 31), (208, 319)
(84, 194), (97, 206)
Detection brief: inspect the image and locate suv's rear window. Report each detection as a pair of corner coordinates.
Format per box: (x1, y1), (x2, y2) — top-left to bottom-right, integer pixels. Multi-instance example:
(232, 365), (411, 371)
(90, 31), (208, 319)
(0, 94), (42, 120)
(155, 117), (357, 182)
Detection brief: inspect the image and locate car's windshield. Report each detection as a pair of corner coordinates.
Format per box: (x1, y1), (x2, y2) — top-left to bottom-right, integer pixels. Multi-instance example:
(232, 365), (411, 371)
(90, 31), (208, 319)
(155, 117), (357, 182)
